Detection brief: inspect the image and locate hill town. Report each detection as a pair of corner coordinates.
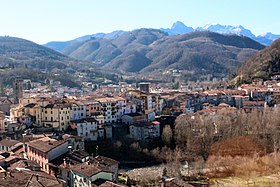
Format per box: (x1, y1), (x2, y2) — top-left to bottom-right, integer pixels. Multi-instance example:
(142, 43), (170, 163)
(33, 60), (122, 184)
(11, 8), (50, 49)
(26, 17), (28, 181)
(1, 57), (280, 186)
(0, 5), (280, 186)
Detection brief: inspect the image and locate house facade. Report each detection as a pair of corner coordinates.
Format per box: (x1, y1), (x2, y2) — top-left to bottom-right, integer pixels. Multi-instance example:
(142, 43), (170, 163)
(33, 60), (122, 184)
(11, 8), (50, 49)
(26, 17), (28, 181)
(71, 118), (104, 141)
(36, 103), (71, 130)
(71, 102), (86, 120)
(26, 137), (68, 174)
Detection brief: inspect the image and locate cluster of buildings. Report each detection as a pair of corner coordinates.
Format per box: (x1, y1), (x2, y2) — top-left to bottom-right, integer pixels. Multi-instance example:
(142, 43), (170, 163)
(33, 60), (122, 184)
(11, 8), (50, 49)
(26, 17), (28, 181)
(1, 81), (165, 142)
(0, 133), (123, 186)
(1, 77), (280, 186)
(161, 79), (280, 114)
(2, 78), (280, 142)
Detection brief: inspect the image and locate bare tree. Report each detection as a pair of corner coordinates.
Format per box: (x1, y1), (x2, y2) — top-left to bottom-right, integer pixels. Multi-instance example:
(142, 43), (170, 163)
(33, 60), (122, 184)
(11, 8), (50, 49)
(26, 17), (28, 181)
(162, 124), (172, 146)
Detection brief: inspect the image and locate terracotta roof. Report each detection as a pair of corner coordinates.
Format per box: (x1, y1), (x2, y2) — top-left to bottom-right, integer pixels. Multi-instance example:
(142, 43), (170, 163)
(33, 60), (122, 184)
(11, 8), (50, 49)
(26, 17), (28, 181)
(218, 103), (230, 107)
(70, 162), (109, 177)
(95, 96), (125, 103)
(0, 169), (62, 187)
(93, 155), (119, 166)
(9, 159), (41, 171)
(44, 103), (71, 108)
(151, 121), (160, 125)
(0, 139), (21, 148)
(95, 181), (125, 187)
(24, 103), (37, 108)
(27, 137), (66, 153)
(49, 151), (88, 169)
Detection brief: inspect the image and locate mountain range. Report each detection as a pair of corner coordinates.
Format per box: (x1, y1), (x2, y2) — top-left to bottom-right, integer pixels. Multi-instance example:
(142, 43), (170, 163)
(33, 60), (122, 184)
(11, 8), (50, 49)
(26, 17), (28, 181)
(0, 23), (271, 84)
(45, 21), (279, 53)
(45, 29), (264, 80)
(161, 21), (279, 46)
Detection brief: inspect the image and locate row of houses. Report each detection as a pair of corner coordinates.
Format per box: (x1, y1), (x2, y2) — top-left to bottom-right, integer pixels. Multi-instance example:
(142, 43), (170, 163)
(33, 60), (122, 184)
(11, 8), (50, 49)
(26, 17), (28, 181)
(4, 91), (164, 142)
(5, 81), (280, 142)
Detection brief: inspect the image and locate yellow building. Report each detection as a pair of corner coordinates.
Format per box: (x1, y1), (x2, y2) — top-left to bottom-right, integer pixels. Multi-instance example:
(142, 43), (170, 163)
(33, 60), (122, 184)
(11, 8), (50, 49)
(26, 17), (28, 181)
(36, 103), (71, 130)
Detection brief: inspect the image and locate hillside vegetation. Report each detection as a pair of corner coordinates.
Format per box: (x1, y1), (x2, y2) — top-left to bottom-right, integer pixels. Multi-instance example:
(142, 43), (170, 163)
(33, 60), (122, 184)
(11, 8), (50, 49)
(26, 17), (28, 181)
(233, 38), (280, 83)
(0, 36), (121, 87)
(48, 30), (264, 80)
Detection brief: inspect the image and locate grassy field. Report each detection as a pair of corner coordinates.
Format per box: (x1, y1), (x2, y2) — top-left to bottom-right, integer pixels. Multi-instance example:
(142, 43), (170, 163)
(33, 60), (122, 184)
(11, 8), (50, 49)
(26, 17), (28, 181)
(211, 174), (280, 187)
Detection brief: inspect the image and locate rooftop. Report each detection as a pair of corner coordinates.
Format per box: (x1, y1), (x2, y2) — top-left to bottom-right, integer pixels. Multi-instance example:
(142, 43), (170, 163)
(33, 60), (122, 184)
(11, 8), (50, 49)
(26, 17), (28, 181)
(93, 180), (125, 187)
(0, 169), (62, 187)
(0, 139), (21, 148)
(27, 137), (66, 153)
(24, 103), (37, 108)
(70, 162), (106, 177)
(44, 103), (71, 109)
(93, 155), (119, 166)
(9, 159), (41, 171)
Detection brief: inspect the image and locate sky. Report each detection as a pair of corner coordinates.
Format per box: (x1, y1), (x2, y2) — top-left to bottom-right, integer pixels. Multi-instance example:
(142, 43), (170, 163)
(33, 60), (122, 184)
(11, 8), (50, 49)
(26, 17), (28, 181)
(0, 0), (279, 44)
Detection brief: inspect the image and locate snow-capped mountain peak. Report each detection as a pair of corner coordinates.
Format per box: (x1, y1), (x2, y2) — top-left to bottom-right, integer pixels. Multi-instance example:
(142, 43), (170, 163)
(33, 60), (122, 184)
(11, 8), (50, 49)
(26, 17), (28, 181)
(160, 21), (194, 35)
(162, 21), (279, 45)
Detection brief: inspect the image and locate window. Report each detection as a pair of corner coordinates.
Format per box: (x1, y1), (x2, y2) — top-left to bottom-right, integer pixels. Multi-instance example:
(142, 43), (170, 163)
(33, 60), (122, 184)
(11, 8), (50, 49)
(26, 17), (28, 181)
(61, 117), (63, 120)
(45, 111), (47, 114)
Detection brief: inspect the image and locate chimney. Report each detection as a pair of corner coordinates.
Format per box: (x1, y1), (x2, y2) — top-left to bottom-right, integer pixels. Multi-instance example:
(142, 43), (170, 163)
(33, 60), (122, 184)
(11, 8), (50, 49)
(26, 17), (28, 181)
(63, 158), (66, 167)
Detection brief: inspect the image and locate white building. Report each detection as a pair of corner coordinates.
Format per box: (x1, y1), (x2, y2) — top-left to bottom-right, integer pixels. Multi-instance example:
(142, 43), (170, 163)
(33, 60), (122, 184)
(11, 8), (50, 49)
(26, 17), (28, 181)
(129, 121), (160, 141)
(70, 161), (116, 187)
(71, 102), (86, 120)
(95, 97), (117, 123)
(0, 138), (23, 152)
(72, 118), (104, 141)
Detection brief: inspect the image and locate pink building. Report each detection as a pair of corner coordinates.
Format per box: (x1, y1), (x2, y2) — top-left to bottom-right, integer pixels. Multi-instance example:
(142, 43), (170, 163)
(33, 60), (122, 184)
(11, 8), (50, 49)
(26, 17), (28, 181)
(83, 100), (101, 117)
(26, 137), (68, 174)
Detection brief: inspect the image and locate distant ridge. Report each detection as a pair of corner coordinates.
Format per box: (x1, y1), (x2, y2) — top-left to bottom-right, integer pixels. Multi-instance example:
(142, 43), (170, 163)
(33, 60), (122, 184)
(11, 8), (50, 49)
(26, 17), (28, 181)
(0, 36), (77, 70)
(45, 21), (279, 52)
(45, 29), (264, 80)
(45, 30), (125, 52)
